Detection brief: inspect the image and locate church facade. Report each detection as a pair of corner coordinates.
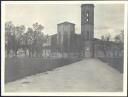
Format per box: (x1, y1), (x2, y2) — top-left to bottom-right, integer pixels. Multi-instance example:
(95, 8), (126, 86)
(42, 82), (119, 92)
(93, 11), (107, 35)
(50, 4), (95, 58)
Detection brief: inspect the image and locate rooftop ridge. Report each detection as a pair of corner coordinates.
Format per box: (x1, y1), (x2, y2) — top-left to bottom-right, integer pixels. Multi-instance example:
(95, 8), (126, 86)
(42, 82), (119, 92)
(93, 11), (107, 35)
(57, 21), (75, 25)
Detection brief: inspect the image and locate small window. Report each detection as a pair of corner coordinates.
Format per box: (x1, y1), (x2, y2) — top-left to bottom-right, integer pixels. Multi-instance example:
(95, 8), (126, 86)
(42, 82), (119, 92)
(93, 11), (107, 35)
(87, 12), (89, 17)
(86, 18), (89, 22)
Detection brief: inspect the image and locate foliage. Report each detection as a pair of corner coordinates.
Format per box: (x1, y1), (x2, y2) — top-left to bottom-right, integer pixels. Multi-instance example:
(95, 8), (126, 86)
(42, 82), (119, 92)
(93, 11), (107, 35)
(100, 30), (124, 57)
(5, 21), (45, 57)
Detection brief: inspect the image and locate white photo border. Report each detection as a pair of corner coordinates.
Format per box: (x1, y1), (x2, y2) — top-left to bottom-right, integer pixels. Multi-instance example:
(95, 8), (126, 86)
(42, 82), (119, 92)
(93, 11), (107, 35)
(1, 1), (127, 96)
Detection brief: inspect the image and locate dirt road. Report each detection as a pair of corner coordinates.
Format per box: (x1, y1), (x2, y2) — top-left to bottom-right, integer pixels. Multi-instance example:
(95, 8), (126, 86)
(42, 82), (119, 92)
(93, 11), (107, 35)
(5, 58), (123, 92)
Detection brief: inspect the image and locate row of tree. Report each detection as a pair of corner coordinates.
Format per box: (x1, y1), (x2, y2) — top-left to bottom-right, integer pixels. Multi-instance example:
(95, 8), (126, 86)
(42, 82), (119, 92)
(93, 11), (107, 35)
(5, 21), (124, 58)
(101, 30), (124, 43)
(5, 21), (46, 57)
(99, 31), (124, 57)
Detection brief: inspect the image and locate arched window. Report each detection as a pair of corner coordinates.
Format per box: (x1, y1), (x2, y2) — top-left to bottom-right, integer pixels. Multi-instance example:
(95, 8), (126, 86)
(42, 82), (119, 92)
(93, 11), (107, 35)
(86, 18), (89, 22)
(86, 12), (89, 17)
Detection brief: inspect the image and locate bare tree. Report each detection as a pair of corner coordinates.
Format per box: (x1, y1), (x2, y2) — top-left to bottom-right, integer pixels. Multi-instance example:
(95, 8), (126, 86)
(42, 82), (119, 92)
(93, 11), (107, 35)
(15, 25), (26, 55)
(100, 34), (111, 57)
(32, 22), (44, 57)
(5, 21), (17, 57)
(114, 30), (124, 57)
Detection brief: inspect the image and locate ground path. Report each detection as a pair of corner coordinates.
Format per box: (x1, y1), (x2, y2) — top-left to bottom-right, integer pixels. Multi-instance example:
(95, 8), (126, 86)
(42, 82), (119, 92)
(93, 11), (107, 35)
(5, 58), (123, 92)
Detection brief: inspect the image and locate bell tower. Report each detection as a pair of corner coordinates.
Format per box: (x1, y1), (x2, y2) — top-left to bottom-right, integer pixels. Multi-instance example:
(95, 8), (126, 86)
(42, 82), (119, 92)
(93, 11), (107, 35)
(81, 4), (94, 58)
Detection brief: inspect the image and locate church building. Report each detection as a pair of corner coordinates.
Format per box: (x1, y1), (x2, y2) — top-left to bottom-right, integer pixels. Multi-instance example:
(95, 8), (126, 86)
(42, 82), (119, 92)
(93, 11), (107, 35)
(49, 4), (123, 58)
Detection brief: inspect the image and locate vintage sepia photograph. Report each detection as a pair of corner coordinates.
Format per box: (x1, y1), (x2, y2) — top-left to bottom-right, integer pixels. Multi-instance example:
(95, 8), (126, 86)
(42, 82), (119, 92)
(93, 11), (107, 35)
(1, 1), (127, 96)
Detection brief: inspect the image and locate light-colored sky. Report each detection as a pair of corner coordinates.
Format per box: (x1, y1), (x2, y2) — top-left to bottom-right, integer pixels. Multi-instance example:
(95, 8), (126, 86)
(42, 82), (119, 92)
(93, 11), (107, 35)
(5, 4), (124, 39)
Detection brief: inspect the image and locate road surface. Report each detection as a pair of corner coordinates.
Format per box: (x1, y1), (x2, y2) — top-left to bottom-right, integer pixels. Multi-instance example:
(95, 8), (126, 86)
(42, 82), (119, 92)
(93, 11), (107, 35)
(5, 58), (123, 92)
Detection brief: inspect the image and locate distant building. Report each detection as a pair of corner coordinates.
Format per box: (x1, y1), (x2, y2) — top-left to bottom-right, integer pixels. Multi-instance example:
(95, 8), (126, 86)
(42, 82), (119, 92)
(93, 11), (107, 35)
(57, 22), (75, 53)
(51, 34), (57, 53)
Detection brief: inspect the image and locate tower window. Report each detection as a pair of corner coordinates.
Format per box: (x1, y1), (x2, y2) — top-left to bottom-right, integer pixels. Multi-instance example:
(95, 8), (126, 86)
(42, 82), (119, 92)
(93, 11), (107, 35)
(86, 12), (89, 17)
(86, 18), (89, 22)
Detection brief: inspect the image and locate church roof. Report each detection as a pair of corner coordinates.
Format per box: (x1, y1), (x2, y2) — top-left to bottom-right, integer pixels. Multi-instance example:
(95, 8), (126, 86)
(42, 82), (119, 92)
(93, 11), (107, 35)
(81, 4), (94, 8)
(57, 21), (75, 25)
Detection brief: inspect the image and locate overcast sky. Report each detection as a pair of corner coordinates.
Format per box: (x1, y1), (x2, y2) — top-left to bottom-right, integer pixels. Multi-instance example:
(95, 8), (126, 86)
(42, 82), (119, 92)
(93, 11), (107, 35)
(5, 4), (124, 39)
